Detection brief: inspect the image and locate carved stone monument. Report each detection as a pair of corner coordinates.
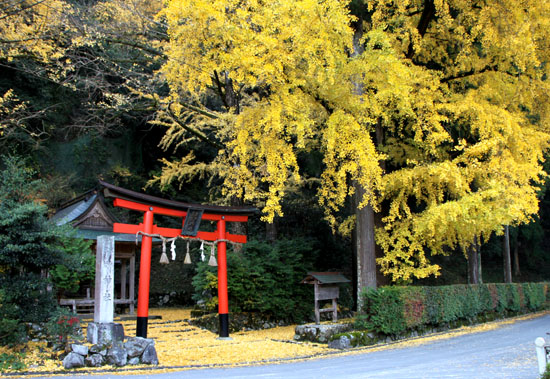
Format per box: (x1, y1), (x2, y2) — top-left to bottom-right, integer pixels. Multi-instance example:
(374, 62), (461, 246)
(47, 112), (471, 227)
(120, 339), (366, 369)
(95, 235), (114, 323)
(87, 235), (124, 345)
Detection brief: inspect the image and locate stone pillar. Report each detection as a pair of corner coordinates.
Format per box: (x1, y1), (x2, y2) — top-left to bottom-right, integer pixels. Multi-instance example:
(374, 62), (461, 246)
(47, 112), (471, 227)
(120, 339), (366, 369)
(94, 236), (115, 323)
(535, 337), (547, 375)
(88, 235), (124, 345)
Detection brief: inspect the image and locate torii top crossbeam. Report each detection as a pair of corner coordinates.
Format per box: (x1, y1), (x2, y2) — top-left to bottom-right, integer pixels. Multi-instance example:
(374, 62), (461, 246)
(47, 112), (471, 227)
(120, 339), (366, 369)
(99, 180), (256, 338)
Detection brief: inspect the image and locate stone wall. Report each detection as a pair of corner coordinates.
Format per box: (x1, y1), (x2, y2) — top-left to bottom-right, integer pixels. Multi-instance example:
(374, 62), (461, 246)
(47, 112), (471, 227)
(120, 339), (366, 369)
(62, 337), (159, 369)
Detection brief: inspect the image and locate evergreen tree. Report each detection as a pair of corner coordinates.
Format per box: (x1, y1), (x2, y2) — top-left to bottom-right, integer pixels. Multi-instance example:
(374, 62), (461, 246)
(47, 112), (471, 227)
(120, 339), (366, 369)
(0, 156), (68, 344)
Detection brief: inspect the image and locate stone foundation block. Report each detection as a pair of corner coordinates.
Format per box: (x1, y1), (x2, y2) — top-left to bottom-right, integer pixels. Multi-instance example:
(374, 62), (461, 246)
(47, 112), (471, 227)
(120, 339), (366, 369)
(87, 322), (124, 345)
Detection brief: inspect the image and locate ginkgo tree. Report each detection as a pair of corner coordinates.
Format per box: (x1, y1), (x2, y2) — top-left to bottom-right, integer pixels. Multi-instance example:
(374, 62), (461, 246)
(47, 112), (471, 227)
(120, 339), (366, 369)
(157, 0), (549, 292)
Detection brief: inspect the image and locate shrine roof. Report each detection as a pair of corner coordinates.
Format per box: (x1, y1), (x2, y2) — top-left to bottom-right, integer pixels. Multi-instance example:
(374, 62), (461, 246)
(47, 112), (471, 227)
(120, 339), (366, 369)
(51, 192), (99, 226)
(301, 272), (350, 284)
(99, 180), (258, 216)
(52, 191), (151, 242)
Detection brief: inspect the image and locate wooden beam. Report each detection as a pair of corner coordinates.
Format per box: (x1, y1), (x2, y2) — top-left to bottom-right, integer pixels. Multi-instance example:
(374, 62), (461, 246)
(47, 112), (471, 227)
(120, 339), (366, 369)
(113, 223), (247, 243)
(113, 198), (250, 222)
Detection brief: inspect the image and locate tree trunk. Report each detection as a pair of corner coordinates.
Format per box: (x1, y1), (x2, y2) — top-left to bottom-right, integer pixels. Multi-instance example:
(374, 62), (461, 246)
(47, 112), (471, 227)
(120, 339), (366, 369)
(467, 236), (483, 284)
(266, 218), (278, 243)
(513, 229), (521, 277)
(477, 244), (483, 284)
(351, 20), (377, 311)
(351, 224), (358, 311)
(354, 183), (377, 307)
(503, 225), (512, 283)
(467, 239), (480, 284)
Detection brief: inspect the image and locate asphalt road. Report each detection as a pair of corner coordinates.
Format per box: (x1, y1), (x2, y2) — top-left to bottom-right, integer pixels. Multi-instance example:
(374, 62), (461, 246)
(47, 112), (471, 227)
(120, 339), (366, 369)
(39, 313), (550, 379)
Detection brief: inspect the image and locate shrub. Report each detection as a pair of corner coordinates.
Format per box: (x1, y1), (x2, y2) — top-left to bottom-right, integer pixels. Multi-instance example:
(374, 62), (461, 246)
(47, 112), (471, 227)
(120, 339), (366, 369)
(45, 308), (82, 347)
(192, 238), (320, 323)
(524, 282), (545, 310)
(494, 284), (509, 313)
(478, 284), (495, 313)
(486, 283), (499, 311)
(358, 282), (548, 336)
(509, 284), (522, 312)
(436, 285), (464, 323)
(0, 290), (25, 346)
(439, 285), (461, 323)
(0, 352), (26, 371)
(359, 287), (406, 335)
(401, 287), (426, 329)
(461, 285), (482, 319)
(50, 229), (94, 295)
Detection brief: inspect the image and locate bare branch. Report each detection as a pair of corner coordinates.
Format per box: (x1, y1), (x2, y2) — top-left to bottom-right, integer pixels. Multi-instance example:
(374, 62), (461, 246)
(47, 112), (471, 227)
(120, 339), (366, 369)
(166, 103), (224, 149)
(0, 0), (48, 21)
(406, 0), (435, 60)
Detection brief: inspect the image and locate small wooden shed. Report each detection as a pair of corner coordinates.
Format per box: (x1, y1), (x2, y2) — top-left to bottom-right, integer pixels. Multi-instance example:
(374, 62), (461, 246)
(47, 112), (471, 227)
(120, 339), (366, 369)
(301, 272), (350, 324)
(52, 190), (141, 314)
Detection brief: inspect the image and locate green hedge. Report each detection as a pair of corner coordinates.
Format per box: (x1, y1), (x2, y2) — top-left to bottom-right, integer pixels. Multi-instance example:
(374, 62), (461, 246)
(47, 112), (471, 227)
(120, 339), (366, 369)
(358, 282), (549, 335)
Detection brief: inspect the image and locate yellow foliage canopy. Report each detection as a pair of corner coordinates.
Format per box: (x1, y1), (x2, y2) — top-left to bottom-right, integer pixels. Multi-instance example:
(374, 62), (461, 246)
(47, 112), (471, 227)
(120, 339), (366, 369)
(160, 0), (550, 281)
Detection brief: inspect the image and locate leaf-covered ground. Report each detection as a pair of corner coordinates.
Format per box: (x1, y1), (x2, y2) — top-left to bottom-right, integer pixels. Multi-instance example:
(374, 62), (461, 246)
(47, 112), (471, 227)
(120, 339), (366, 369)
(1, 308), (332, 376)
(2, 309), (547, 377)
(145, 308), (332, 367)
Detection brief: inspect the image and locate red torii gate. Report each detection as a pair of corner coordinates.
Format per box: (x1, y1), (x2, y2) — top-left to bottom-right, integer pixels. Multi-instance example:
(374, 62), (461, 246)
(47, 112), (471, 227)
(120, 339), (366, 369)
(100, 181), (256, 338)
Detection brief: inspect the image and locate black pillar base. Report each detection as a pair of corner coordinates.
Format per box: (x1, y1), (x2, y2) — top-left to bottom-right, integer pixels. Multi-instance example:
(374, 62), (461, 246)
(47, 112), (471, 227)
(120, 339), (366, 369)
(137, 316), (148, 338)
(219, 313), (229, 338)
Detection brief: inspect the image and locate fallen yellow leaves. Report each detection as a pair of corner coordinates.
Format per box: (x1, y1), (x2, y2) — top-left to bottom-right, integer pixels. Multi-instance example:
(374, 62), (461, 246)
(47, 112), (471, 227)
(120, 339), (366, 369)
(4, 309), (548, 377)
(134, 312), (331, 367)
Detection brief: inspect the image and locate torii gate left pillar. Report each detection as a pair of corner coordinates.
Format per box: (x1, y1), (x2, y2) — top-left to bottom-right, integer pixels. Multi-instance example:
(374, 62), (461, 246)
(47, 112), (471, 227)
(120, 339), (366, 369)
(111, 198), (250, 339)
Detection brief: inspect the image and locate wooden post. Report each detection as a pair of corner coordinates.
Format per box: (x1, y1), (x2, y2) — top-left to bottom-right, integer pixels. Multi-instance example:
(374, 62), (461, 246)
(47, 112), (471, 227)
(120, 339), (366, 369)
(129, 254), (135, 314)
(314, 283), (320, 324)
(121, 259), (127, 300)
